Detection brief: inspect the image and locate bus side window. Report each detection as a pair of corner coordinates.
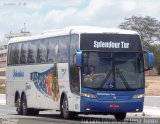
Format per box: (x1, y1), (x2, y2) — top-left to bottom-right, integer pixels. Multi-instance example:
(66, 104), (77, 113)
(28, 41), (37, 64)
(7, 45), (11, 65)
(8, 44), (14, 65)
(58, 36), (68, 63)
(20, 42), (28, 64)
(37, 40), (47, 64)
(14, 43), (21, 64)
(70, 34), (79, 93)
(71, 67), (80, 92)
(47, 38), (55, 63)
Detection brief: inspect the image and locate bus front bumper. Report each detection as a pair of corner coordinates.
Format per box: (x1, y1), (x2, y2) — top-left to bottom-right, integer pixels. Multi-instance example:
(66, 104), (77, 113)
(80, 97), (144, 113)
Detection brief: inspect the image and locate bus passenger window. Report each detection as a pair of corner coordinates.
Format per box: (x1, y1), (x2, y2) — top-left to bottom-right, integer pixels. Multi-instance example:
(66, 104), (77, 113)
(37, 40), (47, 64)
(8, 44), (15, 65)
(14, 43), (21, 64)
(58, 36), (68, 63)
(47, 39), (55, 63)
(28, 41), (37, 64)
(20, 42), (28, 64)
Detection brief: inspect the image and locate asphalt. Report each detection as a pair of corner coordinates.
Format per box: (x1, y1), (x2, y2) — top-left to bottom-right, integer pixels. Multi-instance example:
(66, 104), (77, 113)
(0, 94), (160, 117)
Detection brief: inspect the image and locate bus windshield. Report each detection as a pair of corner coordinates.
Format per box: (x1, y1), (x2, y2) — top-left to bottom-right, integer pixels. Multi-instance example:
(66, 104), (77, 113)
(82, 52), (144, 90)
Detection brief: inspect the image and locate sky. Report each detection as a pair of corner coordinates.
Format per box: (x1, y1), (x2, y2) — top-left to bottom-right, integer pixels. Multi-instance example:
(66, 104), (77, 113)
(0, 0), (160, 41)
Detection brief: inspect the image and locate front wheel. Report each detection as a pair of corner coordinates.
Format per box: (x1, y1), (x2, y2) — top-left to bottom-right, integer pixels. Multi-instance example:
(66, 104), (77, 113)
(61, 95), (77, 119)
(61, 96), (70, 119)
(114, 113), (126, 121)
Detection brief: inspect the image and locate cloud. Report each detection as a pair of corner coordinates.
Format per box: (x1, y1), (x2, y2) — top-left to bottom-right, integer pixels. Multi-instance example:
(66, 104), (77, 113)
(45, 8), (77, 25)
(0, 0), (160, 40)
(121, 0), (136, 11)
(24, 2), (43, 10)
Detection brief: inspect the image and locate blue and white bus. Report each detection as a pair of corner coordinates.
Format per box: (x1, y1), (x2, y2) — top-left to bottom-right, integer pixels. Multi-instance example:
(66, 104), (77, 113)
(6, 26), (154, 120)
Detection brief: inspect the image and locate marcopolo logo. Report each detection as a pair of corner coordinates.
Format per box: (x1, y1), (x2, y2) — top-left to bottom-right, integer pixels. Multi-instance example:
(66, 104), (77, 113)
(13, 69), (24, 79)
(93, 41), (130, 49)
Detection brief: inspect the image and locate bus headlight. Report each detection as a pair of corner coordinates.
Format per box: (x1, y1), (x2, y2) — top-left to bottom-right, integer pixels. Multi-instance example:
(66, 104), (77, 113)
(133, 94), (144, 99)
(81, 93), (97, 99)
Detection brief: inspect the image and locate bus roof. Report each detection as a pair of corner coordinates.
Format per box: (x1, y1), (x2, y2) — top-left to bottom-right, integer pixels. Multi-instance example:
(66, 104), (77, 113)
(9, 26), (139, 44)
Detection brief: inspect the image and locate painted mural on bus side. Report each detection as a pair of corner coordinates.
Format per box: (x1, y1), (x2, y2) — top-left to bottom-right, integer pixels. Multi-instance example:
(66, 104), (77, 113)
(30, 64), (60, 101)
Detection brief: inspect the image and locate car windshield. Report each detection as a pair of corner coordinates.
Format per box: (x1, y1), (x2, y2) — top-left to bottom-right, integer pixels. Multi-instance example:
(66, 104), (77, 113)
(82, 52), (144, 90)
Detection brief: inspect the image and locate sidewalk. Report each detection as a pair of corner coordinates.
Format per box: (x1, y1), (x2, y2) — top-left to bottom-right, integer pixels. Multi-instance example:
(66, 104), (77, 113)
(0, 94), (6, 105)
(143, 106), (160, 117)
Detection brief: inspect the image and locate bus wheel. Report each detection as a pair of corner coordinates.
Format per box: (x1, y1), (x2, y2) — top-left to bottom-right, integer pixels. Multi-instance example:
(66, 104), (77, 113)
(114, 113), (126, 121)
(33, 109), (39, 115)
(61, 95), (71, 119)
(28, 109), (39, 115)
(21, 94), (28, 115)
(16, 96), (22, 115)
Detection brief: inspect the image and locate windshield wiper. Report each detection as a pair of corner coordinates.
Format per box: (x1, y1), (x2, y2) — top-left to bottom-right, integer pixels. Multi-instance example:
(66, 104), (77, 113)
(99, 69), (113, 88)
(115, 66), (131, 89)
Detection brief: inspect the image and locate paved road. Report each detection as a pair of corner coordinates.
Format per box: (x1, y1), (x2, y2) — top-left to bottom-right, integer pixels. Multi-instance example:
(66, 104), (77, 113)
(0, 96), (159, 124)
(0, 105), (160, 124)
(0, 105), (78, 124)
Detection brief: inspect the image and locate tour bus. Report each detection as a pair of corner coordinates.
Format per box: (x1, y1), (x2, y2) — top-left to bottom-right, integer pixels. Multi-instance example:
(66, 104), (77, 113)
(6, 26), (154, 120)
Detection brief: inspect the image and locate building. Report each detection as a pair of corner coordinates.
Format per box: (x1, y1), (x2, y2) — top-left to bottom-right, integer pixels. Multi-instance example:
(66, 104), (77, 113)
(0, 41), (7, 85)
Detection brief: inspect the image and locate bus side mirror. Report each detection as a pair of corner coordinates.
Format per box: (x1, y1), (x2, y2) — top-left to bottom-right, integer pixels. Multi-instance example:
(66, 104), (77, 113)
(76, 50), (82, 67)
(144, 50), (154, 70)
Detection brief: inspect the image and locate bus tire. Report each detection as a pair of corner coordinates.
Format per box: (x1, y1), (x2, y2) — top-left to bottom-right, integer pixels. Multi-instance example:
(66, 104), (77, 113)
(114, 113), (126, 121)
(33, 109), (39, 115)
(15, 96), (22, 115)
(21, 94), (29, 115)
(71, 112), (78, 117)
(61, 95), (71, 119)
(28, 109), (39, 115)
